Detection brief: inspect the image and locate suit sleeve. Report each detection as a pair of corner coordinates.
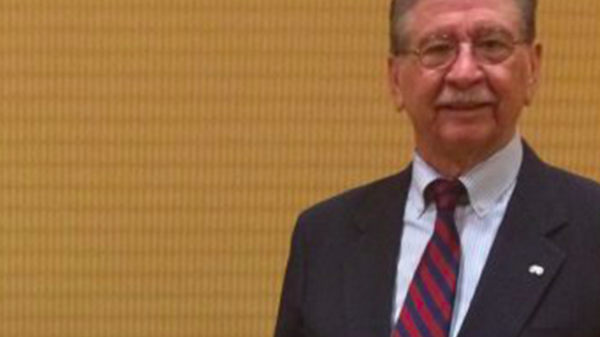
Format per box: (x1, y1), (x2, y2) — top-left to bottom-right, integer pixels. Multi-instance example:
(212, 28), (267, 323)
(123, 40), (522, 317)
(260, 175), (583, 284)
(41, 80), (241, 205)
(274, 216), (307, 337)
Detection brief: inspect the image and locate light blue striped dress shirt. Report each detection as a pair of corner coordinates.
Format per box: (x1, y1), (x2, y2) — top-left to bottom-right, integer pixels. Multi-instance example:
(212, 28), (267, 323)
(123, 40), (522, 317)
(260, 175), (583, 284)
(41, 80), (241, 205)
(392, 135), (523, 337)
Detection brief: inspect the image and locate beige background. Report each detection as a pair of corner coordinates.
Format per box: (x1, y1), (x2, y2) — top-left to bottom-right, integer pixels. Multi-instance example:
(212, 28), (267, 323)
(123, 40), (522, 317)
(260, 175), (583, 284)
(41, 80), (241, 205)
(0, 0), (598, 336)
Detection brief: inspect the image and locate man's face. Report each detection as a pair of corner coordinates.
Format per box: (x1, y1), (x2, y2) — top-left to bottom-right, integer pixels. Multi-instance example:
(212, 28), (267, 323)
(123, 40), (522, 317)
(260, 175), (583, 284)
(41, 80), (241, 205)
(389, 0), (542, 161)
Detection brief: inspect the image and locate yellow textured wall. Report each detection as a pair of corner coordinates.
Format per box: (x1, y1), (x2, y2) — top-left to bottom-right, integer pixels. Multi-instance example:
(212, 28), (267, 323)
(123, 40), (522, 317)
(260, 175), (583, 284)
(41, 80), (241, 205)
(0, 0), (598, 336)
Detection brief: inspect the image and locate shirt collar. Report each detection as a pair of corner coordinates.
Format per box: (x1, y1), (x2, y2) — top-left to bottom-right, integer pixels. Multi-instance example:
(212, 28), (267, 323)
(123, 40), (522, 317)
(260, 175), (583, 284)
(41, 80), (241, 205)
(410, 134), (523, 217)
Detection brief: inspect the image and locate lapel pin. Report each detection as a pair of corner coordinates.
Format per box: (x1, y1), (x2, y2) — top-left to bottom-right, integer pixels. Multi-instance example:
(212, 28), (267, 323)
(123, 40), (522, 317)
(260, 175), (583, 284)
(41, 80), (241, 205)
(529, 265), (545, 277)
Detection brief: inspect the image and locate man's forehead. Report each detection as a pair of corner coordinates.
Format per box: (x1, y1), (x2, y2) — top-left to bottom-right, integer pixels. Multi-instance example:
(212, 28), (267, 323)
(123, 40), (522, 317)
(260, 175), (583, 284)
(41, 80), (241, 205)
(408, 0), (518, 12)
(404, 0), (522, 37)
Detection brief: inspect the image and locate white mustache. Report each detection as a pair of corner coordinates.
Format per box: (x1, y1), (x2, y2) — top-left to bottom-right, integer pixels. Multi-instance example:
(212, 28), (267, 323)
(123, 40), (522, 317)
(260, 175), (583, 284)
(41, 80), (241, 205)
(436, 87), (498, 108)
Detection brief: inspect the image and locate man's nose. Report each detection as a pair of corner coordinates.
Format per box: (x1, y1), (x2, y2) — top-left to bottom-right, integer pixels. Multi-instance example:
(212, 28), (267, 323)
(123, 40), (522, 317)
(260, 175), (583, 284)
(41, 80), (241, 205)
(444, 44), (485, 88)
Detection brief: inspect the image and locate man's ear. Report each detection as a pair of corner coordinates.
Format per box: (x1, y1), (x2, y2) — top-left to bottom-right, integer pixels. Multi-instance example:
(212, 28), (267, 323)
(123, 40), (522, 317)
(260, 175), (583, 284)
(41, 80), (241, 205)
(525, 42), (543, 106)
(388, 56), (405, 112)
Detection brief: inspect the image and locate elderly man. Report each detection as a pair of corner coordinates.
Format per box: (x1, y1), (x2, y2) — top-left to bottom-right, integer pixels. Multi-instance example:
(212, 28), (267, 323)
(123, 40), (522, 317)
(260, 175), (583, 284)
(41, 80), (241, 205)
(274, 0), (600, 336)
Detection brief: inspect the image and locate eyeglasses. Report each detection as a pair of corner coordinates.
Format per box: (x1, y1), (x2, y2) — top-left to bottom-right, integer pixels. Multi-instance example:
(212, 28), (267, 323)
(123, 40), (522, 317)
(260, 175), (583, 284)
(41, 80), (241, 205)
(400, 30), (526, 69)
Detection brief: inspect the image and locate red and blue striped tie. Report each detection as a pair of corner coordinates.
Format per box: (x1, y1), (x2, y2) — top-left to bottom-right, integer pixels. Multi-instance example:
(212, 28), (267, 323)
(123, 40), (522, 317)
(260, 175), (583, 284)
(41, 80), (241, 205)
(393, 179), (466, 337)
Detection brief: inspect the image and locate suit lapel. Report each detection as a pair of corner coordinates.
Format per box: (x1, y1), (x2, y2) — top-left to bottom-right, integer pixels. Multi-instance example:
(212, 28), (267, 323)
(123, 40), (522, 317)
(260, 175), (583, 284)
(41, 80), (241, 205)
(342, 168), (412, 337)
(458, 144), (569, 337)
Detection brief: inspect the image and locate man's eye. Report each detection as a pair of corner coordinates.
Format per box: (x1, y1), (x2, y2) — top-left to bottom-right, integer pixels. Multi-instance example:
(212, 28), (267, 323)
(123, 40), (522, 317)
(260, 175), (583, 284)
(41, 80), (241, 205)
(477, 39), (509, 51)
(422, 42), (454, 55)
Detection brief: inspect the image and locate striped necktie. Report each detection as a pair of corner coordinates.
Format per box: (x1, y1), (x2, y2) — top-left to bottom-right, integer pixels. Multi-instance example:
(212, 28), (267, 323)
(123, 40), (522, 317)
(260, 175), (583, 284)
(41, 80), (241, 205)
(393, 179), (467, 337)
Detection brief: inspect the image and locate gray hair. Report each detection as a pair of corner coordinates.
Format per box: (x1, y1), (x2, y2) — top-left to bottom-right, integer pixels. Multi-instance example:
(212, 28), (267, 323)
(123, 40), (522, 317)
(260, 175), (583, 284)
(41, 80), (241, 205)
(389, 0), (538, 55)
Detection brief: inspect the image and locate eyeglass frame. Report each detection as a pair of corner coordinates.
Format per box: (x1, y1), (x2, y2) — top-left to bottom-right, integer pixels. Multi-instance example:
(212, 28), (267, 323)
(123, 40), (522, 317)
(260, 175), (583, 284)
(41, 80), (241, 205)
(397, 28), (529, 70)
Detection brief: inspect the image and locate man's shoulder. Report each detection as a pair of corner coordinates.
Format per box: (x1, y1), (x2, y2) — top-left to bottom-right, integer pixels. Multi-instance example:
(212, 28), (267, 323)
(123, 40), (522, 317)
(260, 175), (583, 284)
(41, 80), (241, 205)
(545, 163), (600, 199)
(546, 165), (600, 212)
(295, 169), (410, 230)
(521, 143), (600, 210)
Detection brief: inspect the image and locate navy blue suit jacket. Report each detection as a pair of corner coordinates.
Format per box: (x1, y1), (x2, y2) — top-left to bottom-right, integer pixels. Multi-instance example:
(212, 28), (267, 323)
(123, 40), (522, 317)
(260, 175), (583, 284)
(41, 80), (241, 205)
(274, 143), (600, 337)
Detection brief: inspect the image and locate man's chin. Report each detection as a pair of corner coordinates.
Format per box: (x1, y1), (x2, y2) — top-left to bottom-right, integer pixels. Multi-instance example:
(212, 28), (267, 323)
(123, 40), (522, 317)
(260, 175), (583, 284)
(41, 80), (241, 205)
(437, 127), (499, 153)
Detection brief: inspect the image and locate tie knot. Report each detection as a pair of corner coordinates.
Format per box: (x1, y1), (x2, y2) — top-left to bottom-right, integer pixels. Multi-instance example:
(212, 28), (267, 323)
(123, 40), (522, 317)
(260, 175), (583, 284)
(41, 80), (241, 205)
(426, 179), (467, 212)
